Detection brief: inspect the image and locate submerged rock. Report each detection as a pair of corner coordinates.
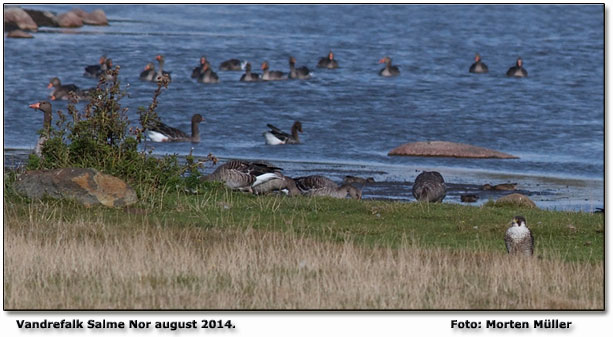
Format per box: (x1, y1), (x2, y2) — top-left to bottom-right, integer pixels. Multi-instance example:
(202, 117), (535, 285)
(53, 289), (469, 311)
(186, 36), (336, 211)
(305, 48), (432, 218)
(495, 193), (537, 208)
(6, 29), (33, 38)
(388, 141), (519, 159)
(14, 168), (138, 208)
(4, 7), (38, 31)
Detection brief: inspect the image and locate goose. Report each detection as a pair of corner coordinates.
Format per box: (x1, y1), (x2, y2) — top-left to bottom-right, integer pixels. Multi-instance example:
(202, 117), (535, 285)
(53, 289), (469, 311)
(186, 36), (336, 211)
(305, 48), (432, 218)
(191, 56), (211, 78)
(140, 62), (156, 81)
(220, 58), (245, 71)
(252, 173), (301, 196)
(469, 53), (488, 73)
(261, 61), (286, 81)
(201, 160), (282, 192)
(155, 54), (172, 81)
(294, 175), (362, 199)
(506, 57), (528, 77)
(412, 171), (446, 202)
(378, 56), (400, 77)
(263, 121), (302, 145)
(289, 56), (311, 79)
(146, 114), (204, 143)
(239, 62), (261, 82)
(197, 63), (219, 83)
(47, 77), (92, 101)
(317, 50), (339, 69)
(84, 55), (107, 78)
(28, 101), (53, 157)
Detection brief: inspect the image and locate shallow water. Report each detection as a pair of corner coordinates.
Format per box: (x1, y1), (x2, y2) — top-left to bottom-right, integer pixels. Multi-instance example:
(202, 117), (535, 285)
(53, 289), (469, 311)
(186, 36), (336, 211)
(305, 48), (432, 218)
(2, 4), (604, 211)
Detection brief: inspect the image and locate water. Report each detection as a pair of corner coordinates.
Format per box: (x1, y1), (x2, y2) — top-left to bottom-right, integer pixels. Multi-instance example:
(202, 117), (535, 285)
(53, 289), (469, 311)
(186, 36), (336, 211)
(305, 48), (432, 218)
(3, 4), (604, 211)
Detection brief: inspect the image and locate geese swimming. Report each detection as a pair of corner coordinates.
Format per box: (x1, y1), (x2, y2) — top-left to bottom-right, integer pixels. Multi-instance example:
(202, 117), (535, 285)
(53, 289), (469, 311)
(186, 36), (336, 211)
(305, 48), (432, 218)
(192, 56), (210, 78)
(294, 175), (362, 199)
(146, 114), (204, 143)
(28, 101), (53, 157)
(140, 62), (156, 81)
(288, 56), (311, 79)
(47, 77), (92, 101)
(264, 121), (302, 145)
(261, 61), (286, 81)
(317, 50), (339, 69)
(378, 56), (400, 77)
(220, 58), (245, 71)
(155, 54), (172, 81)
(469, 53), (488, 73)
(506, 57), (528, 77)
(197, 63), (219, 83)
(201, 160), (282, 192)
(240, 62), (261, 82)
(412, 171), (446, 202)
(84, 55), (112, 78)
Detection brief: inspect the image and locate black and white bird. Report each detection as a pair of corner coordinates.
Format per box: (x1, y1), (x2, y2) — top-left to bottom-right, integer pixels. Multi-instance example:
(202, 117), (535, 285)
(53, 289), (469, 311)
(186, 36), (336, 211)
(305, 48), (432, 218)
(506, 57), (528, 77)
(317, 50), (339, 69)
(412, 171), (446, 203)
(504, 215), (534, 256)
(201, 160), (282, 193)
(145, 114), (204, 143)
(469, 53), (489, 73)
(288, 56), (311, 79)
(378, 56), (400, 77)
(263, 121), (302, 145)
(219, 58), (245, 71)
(261, 61), (286, 81)
(239, 62), (261, 82)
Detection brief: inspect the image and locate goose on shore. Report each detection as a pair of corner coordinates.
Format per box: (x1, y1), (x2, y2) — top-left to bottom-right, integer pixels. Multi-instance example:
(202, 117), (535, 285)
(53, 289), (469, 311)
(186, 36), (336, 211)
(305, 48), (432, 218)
(47, 77), (92, 101)
(201, 160), (282, 192)
(146, 114), (204, 143)
(220, 58), (245, 71)
(317, 50), (339, 69)
(264, 121), (302, 145)
(469, 53), (488, 73)
(240, 62), (261, 82)
(378, 56), (400, 77)
(412, 171), (446, 203)
(289, 56), (311, 79)
(506, 57), (528, 77)
(261, 61), (286, 81)
(252, 173), (301, 196)
(28, 101), (53, 156)
(294, 175), (362, 199)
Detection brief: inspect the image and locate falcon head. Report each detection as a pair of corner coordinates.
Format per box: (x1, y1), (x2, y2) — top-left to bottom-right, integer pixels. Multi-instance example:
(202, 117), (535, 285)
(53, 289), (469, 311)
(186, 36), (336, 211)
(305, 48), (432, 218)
(512, 216), (527, 227)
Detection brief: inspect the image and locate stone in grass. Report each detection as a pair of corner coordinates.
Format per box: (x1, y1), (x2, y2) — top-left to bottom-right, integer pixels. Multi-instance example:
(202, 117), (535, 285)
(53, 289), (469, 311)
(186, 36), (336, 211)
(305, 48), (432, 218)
(388, 141), (519, 159)
(494, 193), (537, 208)
(14, 167), (138, 208)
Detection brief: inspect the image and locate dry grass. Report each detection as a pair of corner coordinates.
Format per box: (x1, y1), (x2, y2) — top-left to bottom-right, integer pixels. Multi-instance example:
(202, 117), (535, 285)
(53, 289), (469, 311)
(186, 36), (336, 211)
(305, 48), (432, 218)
(4, 203), (603, 310)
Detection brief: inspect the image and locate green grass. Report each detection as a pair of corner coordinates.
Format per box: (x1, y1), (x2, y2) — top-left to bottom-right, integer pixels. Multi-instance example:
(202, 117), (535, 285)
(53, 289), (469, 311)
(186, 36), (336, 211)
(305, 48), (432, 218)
(4, 183), (604, 264)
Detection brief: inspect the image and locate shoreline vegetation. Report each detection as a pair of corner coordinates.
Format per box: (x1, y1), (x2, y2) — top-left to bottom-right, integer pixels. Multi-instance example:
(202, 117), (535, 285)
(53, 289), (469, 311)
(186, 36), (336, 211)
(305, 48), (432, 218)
(3, 68), (604, 310)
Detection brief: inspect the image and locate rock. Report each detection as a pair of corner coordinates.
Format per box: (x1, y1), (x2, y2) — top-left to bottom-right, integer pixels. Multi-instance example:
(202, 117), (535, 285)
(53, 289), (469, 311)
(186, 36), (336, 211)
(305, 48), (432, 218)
(6, 29), (33, 38)
(14, 168), (138, 208)
(388, 141), (519, 159)
(69, 8), (89, 19)
(83, 9), (108, 26)
(24, 9), (59, 27)
(57, 11), (83, 28)
(4, 7), (38, 31)
(495, 193), (537, 208)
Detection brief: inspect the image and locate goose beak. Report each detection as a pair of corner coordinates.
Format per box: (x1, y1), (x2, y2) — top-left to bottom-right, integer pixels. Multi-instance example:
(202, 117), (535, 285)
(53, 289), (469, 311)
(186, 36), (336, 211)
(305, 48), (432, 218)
(47, 82), (53, 89)
(51, 95), (56, 101)
(29, 102), (41, 109)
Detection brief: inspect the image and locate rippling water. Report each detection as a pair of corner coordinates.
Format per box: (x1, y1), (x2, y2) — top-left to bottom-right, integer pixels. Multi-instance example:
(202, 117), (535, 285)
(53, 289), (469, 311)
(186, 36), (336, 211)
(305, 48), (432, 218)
(2, 4), (604, 211)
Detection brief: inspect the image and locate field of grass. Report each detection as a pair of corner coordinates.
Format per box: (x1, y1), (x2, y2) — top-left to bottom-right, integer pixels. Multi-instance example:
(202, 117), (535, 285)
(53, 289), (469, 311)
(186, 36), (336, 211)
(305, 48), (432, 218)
(3, 184), (605, 310)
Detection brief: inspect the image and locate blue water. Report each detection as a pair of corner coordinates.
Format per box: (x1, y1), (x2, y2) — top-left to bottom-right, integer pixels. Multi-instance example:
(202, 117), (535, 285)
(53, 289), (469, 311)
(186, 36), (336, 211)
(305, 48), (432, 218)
(2, 4), (604, 211)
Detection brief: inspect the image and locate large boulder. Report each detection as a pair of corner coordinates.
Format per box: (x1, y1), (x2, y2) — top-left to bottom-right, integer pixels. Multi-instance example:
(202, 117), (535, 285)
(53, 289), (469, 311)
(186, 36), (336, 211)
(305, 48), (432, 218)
(388, 141), (519, 159)
(14, 168), (138, 208)
(83, 9), (108, 26)
(24, 9), (59, 27)
(494, 193), (537, 208)
(57, 10), (83, 28)
(4, 7), (38, 31)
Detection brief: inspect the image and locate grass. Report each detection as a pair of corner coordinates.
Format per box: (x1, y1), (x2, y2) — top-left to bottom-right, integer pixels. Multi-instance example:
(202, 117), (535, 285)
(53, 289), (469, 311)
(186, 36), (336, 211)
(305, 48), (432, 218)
(3, 183), (605, 309)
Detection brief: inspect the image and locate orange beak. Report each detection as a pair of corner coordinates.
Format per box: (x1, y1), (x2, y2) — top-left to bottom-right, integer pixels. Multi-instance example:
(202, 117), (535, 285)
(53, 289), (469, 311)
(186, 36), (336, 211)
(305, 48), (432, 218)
(144, 64), (150, 71)
(99, 57), (105, 64)
(378, 58), (386, 64)
(47, 82), (53, 89)
(156, 55), (161, 61)
(50, 95), (56, 101)
(29, 102), (40, 109)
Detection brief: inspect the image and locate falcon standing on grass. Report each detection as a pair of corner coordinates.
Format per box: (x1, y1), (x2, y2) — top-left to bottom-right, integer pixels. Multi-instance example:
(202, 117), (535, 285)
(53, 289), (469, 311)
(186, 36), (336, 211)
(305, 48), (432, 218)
(504, 216), (534, 256)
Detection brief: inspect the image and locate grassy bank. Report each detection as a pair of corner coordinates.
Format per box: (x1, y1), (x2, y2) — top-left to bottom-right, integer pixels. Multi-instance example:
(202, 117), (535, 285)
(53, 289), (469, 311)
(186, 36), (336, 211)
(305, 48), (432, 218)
(3, 184), (604, 310)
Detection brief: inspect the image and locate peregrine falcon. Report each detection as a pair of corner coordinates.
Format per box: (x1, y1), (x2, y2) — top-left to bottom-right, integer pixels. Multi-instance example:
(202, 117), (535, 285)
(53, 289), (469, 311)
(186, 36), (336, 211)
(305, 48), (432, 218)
(504, 216), (534, 256)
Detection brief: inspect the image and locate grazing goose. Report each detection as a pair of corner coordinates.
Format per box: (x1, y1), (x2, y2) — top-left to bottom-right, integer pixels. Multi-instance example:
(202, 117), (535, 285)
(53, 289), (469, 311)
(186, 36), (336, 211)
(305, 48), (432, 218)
(140, 62), (156, 81)
(378, 56), (400, 77)
(261, 61), (286, 81)
(155, 54), (172, 81)
(197, 63), (219, 83)
(146, 114), (204, 143)
(84, 55), (108, 78)
(240, 62), (261, 82)
(28, 101), (53, 156)
(412, 171), (446, 203)
(295, 175), (362, 199)
(263, 121), (302, 145)
(47, 77), (92, 101)
(317, 50), (339, 69)
(201, 160), (282, 192)
(506, 57), (528, 77)
(192, 56), (211, 78)
(220, 58), (245, 71)
(252, 173), (301, 196)
(288, 56), (311, 79)
(469, 53), (488, 73)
